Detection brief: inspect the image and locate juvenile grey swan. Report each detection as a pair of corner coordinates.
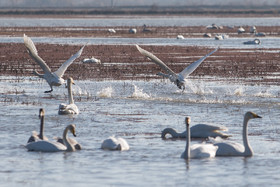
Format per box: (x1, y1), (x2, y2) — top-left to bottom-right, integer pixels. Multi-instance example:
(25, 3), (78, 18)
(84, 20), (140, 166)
(26, 124), (78, 152)
(181, 117), (218, 159)
(58, 77), (79, 115)
(27, 108), (48, 143)
(136, 45), (218, 91)
(214, 112), (262, 157)
(23, 34), (85, 93)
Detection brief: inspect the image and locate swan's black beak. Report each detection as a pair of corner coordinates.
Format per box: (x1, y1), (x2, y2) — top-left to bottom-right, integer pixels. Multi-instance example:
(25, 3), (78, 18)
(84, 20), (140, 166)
(256, 115), (262, 118)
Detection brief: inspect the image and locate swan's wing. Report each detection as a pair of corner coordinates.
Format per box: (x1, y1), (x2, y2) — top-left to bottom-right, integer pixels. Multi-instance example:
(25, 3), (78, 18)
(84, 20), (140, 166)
(191, 124), (228, 132)
(179, 48), (218, 78)
(23, 34), (52, 73)
(214, 142), (244, 156)
(117, 137), (130, 151)
(101, 137), (119, 150)
(136, 45), (176, 76)
(190, 143), (218, 158)
(54, 45), (85, 78)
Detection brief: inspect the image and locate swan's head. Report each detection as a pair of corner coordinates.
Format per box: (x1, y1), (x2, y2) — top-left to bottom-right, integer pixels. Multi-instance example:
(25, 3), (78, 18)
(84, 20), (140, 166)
(67, 77), (75, 85)
(39, 108), (45, 118)
(245, 111), (262, 120)
(185, 117), (191, 127)
(67, 124), (77, 137)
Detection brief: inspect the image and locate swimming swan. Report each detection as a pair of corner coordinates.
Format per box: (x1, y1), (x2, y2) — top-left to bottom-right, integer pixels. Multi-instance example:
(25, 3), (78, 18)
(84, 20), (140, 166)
(58, 77), (79, 115)
(23, 34), (85, 93)
(101, 136), (129, 151)
(25, 124), (78, 152)
(161, 119), (230, 139)
(181, 117), (218, 159)
(136, 45), (218, 91)
(55, 136), (81, 150)
(214, 112), (262, 157)
(27, 108), (48, 143)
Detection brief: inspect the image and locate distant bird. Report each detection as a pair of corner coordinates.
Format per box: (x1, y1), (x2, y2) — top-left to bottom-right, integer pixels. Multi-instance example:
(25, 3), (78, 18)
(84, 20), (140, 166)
(215, 34), (229, 40)
(243, 39), (261, 45)
(255, 32), (266, 37)
(161, 118), (230, 139)
(27, 108), (48, 143)
(82, 57), (101, 64)
(250, 26), (257, 33)
(143, 24), (152, 32)
(101, 136), (129, 151)
(136, 45), (218, 91)
(23, 34), (85, 93)
(237, 27), (245, 34)
(58, 77), (79, 115)
(181, 117), (218, 159)
(26, 124), (78, 152)
(129, 28), (137, 34)
(203, 33), (212, 38)
(213, 112), (262, 157)
(108, 29), (116, 33)
(176, 35), (184, 39)
(207, 23), (219, 29)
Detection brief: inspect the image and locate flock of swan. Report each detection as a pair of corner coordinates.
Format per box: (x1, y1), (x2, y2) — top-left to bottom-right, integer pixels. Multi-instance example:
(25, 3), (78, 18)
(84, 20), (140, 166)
(23, 34), (263, 160)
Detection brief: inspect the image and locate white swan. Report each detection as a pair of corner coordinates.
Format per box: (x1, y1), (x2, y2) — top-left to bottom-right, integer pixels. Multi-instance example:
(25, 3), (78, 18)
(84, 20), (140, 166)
(237, 26), (245, 34)
(27, 108), (48, 143)
(203, 33), (212, 38)
(181, 117), (218, 159)
(26, 124), (78, 152)
(243, 39), (261, 45)
(214, 112), (262, 157)
(101, 136), (129, 151)
(23, 34), (85, 93)
(177, 35), (184, 39)
(108, 28), (116, 33)
(54, 136), (81, 150)
(136, 45), (218, 91)
(129, 28), (137, 34)
(161, 119), (230, 139)
(82, 57), (101, 64)
(58, 77), (79, 115)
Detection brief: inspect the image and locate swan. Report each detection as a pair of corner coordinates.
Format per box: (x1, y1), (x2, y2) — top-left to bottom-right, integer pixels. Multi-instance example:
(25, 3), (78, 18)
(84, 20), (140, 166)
(101, 136), (129, 151)
(58, 77), (79, 115)
(243, 39), (261, 45)
(143, 24), (152, 32)
(129, 28), (137, 34)
(237, 27), (245, 34)
(203, 33), (211, 38)
(136, 45), (218, 91)
(27, 108), (48, 143)
(82, 57), (101, 64)
(26, 124), (78, 152)
(108, 29), (116, 33)
(181, 117), (218, 159)
(54, 136), (81, 150)
(161, 119), (230, 139)
(23, 34), (85, 93)
(214, 112), (262, 157)
(177, 35), (184, 39)
(250, 26), (257, 33)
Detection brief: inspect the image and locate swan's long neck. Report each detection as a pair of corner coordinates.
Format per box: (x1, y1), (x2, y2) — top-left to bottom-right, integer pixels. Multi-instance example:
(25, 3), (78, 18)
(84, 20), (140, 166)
(242, 116), (253, 156)
(68, 81), (74, 104)
(39, 114), (44, 140)
(63, 127), (75, 151)
(162, 128), (185, 138)
(184, 122), (190, 159)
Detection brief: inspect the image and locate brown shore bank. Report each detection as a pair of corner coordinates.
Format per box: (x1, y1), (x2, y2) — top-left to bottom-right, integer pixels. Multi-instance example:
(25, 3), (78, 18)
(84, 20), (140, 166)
(0, 42), (279, 85)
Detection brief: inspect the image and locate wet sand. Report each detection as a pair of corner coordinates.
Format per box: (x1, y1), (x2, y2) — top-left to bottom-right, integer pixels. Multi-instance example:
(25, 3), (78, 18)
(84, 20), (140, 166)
(1, 42), (279, 85)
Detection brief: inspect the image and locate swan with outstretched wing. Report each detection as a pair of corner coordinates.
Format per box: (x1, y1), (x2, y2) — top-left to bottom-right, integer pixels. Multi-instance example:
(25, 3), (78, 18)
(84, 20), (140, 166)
(23, 34), (85, 93)
(136, 45), (218, 91)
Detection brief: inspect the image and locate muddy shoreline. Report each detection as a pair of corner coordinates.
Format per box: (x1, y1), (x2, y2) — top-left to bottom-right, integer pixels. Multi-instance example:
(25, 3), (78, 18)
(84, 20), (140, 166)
(1, 42), (279, 85)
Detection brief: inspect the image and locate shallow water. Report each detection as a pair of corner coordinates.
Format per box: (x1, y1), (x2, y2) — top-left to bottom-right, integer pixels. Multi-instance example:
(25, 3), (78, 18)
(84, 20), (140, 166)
(1, 37), (280, 48)
(0, 76), (280, 186)
(1, 16), (280, 27)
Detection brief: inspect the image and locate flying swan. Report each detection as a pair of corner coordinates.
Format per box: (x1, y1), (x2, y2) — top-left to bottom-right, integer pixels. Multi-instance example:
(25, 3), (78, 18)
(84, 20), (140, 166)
(25, 124), (78, 152)
(58, 77), (79, 115)
(101, 136), (130, 151)
(161, 119), (230, 139)
(181, 117), (218, 159)
(213, 111), (262, 157)
(23, 34), (85, 93)
(27, 108), (48, 143)
(136, 45), (218, 91)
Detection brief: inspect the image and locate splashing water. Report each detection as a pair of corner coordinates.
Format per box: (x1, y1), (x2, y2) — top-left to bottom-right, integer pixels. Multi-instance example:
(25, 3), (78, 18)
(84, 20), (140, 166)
(131, 85), (150, 99)
(97, 86), (113, 98)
